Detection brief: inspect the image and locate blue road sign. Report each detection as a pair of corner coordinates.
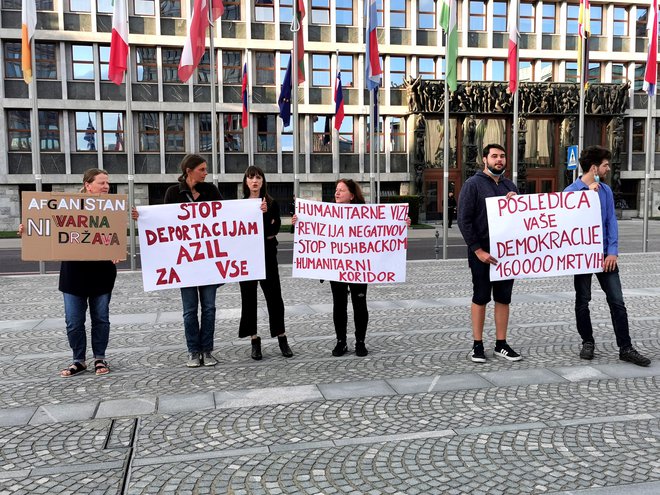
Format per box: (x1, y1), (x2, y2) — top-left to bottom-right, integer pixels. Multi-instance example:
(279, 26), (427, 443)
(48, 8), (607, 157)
(567, 145), (578, 170)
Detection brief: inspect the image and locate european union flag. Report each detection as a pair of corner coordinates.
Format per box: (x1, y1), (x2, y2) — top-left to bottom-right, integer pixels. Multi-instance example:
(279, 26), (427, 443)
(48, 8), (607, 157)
(278, 58), (293, 127)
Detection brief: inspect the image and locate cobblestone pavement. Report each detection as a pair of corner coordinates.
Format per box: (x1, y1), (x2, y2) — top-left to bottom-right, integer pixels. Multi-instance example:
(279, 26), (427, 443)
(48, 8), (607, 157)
(1, 255), (660, 494)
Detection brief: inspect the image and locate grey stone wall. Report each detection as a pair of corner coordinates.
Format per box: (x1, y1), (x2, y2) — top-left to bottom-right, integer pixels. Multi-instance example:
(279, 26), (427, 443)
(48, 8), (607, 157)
(0, 185), (19, 231)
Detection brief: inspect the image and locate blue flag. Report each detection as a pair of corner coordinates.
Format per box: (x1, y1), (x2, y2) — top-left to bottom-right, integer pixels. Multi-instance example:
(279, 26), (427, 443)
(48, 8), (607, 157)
(278, 58), (293, 127)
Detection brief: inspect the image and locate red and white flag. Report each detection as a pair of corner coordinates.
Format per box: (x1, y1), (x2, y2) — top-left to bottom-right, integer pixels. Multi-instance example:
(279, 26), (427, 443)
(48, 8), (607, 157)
(211, 0), (224, 21)
(508, 0), (519, 93)
(108, 0), (129, 85)
(178, 0), (210, 83)
(21, 0), (36, 84)
(644, 0), (658, 96)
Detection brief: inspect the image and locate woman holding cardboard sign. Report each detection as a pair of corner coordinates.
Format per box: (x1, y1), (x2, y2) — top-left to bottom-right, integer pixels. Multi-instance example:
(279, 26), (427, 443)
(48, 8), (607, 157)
(238, 166), (293, 360)
(19, 169), (118, 377)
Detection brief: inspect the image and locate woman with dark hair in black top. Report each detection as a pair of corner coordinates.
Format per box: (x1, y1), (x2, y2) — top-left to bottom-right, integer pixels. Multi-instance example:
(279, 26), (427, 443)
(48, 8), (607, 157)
(134, 154), (223, 368)
(239, 166), (293, 360)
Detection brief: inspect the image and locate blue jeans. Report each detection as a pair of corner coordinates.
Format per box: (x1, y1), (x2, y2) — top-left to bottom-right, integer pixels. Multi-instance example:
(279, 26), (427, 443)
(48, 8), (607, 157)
(574, 267), (632, 349)
(63, 292), (111, 363)
(180, 285), (218, 353)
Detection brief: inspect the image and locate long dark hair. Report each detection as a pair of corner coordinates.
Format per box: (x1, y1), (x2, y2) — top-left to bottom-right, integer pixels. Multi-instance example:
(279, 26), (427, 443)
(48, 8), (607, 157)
(336, 179), (365, 204)
(242, 165), (273, 204)
(178, 154), (207, 183)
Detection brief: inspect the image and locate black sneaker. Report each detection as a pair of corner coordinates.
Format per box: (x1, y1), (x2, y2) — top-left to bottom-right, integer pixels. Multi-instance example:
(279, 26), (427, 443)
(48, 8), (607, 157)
(619, 346), (651, 367)
(471, 343), (486, 363)
(580, 342), (595, 360)
(332, 340), (348, 357)
(494, 343), (522, 361)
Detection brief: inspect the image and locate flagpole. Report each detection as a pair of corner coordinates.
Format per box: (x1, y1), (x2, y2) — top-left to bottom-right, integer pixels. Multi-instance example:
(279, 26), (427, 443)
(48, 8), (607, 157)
(376, 89), (380, 203)
(643, 94), (654, 252)
(577, 38), (585, 182)
(511, 0), (519, 186)
(209, 12), (218, 187)
(28, 34), (44, 275)
(442, 74), (449, 259)
(369, 90), (375, 201)
(292, 2), (300, 198)
(124, 0), (136, 271)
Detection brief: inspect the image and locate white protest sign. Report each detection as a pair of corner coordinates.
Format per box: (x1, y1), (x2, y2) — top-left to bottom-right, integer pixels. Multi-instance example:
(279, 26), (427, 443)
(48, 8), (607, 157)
(487, 191), (603, 281)
(292, 199), (408, 283)
(137, 199), (265, 291)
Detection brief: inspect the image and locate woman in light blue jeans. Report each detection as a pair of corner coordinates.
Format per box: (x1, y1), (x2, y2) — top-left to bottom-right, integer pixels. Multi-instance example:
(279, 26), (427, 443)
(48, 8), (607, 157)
(163, 154), (223, 368)
(132, 155), (222, 368)
(21, 169), (118, 377)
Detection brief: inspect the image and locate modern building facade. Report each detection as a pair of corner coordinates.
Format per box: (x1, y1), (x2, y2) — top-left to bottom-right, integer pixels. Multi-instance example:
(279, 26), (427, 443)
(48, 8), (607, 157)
(1, 0), (660, 231)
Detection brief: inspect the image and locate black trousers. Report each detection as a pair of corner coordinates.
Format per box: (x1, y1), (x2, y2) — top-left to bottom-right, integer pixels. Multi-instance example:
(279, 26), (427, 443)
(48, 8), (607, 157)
(239, 247), (285, 338)
(329, 281), (368, 341)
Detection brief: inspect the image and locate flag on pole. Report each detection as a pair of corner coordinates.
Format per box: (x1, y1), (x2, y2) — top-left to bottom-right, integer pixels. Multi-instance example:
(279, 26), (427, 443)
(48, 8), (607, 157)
(241, 62), (249, 128)
(439, 0), (458, 91)
(296, 0), (306, 84)
(211, 0), (224, 21)
(577, 0), (591, 86)
(108, 0), (129, 85)
(334, 70), (345, 131)
(21, 0), (37, 84)
(508, 0), (519, 93)
(365, 0), (382, 90)
(644, 0), (658, 95)
(278, 57), (293, 127)
(178, 0), (209, 83)
(84, 114), (96, 151)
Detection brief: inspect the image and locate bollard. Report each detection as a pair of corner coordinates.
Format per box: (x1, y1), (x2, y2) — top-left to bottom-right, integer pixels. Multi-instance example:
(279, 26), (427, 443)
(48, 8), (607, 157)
(435, 229), (441, 260)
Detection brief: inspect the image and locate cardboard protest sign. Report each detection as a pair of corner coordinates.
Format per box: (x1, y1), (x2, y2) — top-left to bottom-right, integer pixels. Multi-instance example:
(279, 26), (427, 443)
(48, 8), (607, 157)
(292, 199), (408, 283)
(487, 191), (604, 281)
(136, 199), (265, 291)
(21, 192), (128, 261)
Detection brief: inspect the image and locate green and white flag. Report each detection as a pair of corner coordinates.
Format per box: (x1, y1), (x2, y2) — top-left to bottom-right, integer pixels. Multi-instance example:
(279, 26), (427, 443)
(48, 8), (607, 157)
(439, 0), (458, 91)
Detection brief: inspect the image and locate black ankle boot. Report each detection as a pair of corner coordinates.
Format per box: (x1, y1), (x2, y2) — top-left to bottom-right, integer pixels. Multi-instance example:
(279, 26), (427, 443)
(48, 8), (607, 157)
(332, 339), (348, 357)
(251, 337), (262, 360)
(355, 340), (368, 357)
(278, 335), (293, 357)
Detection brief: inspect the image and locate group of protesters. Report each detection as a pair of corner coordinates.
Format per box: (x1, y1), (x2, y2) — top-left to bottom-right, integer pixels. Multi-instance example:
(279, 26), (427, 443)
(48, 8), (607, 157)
(21, 142), (651, 377)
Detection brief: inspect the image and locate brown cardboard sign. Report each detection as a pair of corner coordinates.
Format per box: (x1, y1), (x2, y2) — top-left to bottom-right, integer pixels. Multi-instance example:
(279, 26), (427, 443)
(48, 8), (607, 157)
(21, 192), (128, 261)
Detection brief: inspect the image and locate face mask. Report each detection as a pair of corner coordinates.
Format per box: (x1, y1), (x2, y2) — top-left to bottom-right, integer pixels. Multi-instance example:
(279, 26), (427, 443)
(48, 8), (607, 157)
(487, 165), (505, 177)
(594, 174), (600, 183)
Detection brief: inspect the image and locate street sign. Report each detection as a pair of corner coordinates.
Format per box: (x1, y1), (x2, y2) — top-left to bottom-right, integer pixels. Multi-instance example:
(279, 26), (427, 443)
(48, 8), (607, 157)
(567, 145), (578, 170)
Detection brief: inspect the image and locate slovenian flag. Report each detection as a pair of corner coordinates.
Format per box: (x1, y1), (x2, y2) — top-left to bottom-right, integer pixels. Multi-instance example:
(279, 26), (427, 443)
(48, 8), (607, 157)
(241, 63), (249, 128)
(644, 0), (658, 96)
(108, 0), (129, 85)
(334, 70), (344, 131)
(365, 0), (381, 91)
(21, 0), (36, 84)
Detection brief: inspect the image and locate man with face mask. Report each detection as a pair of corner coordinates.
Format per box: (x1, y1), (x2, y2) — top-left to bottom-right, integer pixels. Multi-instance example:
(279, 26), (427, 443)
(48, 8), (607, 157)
(564, 145), (650, 366)
(458, 144), (522, 363)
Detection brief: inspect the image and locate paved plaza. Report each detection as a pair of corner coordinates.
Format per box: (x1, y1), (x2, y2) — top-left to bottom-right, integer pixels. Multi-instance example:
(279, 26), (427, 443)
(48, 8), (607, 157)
(1, 251), (659, 494)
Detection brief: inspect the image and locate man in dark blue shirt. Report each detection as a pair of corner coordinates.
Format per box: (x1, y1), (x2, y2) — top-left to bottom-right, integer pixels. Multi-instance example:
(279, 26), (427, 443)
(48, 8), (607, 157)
(564, 145), (650, 367)
(458, 144), (522, 363)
